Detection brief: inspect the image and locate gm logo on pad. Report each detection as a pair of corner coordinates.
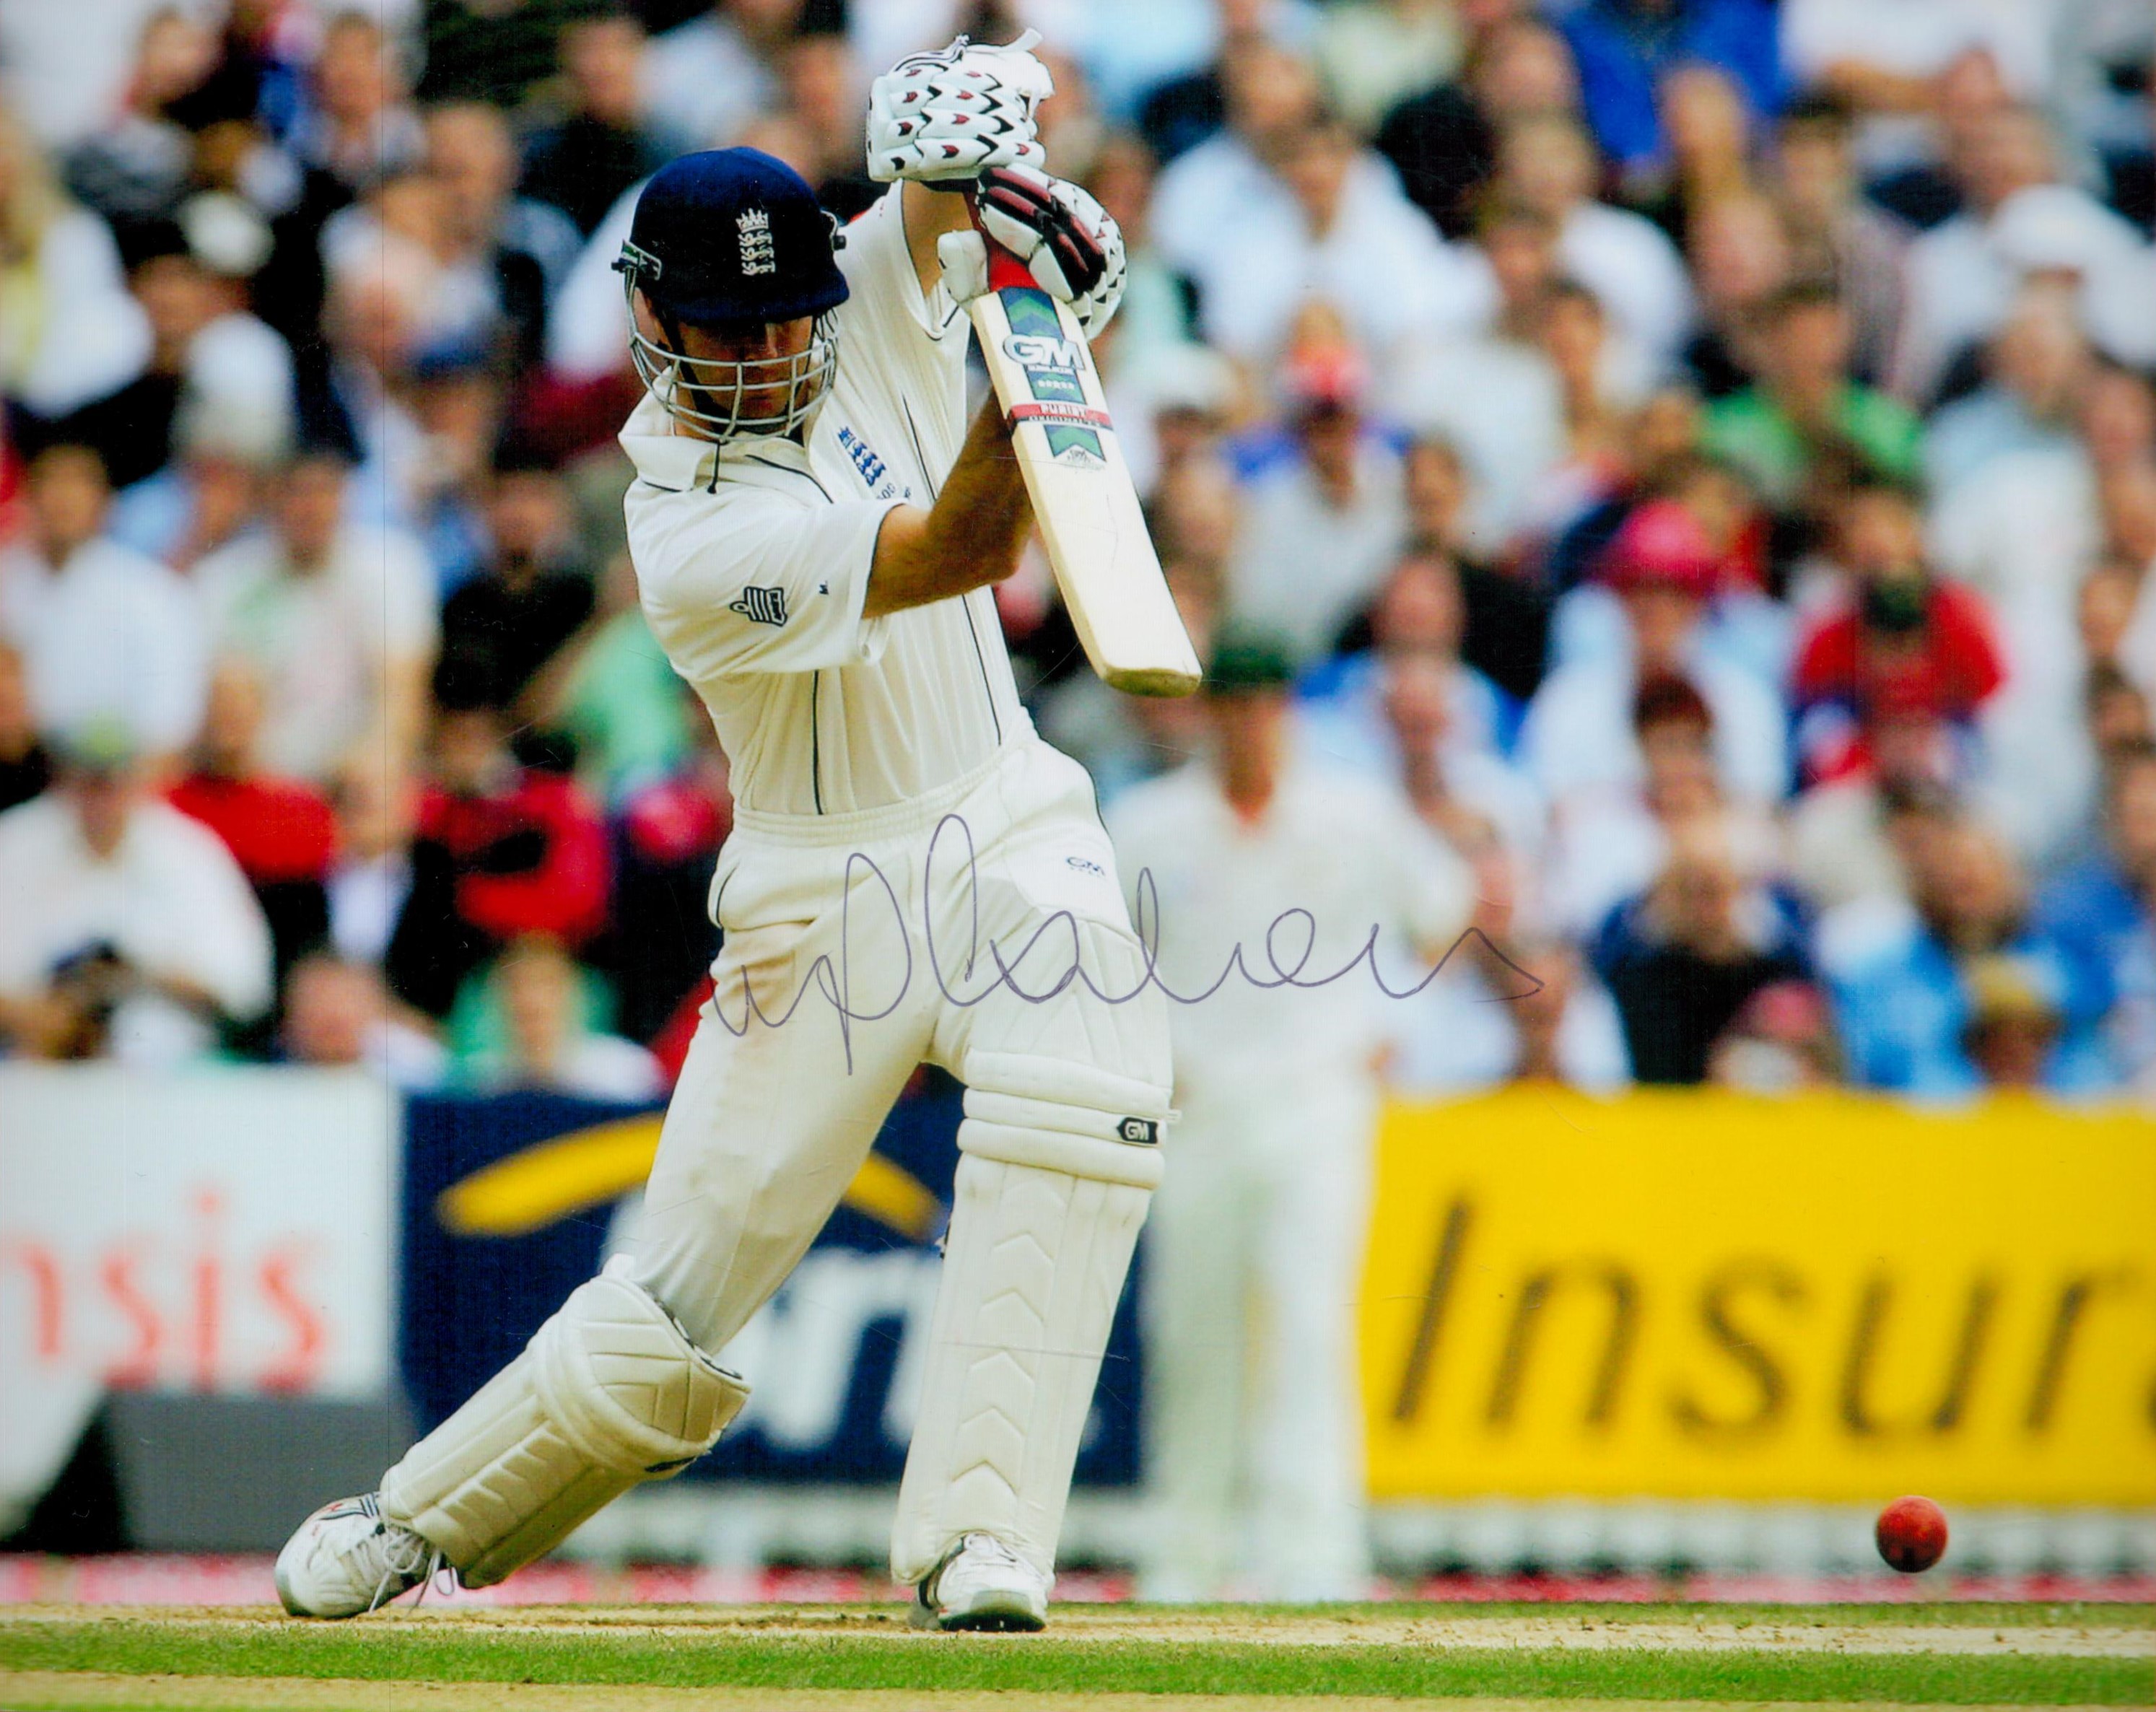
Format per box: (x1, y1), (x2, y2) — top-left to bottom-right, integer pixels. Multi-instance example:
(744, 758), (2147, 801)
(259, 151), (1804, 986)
(1117, 1117), (1158, 1145)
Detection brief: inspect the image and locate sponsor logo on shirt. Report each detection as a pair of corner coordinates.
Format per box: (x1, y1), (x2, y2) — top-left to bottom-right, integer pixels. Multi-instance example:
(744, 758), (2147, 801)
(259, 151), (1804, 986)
(730, 585), (789, 626)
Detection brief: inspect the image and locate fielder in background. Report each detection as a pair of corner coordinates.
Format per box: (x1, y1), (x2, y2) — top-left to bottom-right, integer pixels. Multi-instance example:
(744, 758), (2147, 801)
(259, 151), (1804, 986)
(274, 35), (1174, 1634)
(1107, 631), (1474, 1601)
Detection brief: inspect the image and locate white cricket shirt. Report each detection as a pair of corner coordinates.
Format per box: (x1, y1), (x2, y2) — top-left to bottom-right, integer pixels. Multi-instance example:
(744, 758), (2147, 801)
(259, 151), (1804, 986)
(619, 191), (1029, 818)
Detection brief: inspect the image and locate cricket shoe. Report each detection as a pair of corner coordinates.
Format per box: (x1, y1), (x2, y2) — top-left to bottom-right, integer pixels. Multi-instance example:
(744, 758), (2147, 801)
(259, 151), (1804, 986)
(910, 1532), (1051, 1632)
(274, 1493), (445, 1618)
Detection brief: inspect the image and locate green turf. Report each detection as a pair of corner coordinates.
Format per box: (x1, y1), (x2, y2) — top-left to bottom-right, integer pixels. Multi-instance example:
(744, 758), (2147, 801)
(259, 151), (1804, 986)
(2, 1615), (2150, 1704)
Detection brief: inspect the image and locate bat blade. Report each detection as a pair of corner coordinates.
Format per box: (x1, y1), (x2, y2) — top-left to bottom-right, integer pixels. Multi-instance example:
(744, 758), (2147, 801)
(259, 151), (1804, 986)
(966, 266), (1201, 698)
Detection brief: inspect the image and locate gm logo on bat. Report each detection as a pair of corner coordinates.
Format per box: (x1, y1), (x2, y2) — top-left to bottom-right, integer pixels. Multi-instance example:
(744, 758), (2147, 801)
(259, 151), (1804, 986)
(1004, 332), (1084, 371)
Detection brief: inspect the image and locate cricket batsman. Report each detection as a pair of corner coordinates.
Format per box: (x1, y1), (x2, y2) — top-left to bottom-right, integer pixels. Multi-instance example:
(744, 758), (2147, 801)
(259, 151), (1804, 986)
(274, 35), (1171, 1633)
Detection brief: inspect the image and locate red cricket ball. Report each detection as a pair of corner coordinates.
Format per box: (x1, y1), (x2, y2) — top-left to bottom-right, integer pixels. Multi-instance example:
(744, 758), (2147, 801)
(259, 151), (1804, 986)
(1876, 1495), (1949, 1573)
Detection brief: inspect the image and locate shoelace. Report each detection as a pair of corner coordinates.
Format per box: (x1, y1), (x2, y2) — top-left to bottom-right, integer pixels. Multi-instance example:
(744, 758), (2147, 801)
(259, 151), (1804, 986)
(367, 1525), (448, 1614)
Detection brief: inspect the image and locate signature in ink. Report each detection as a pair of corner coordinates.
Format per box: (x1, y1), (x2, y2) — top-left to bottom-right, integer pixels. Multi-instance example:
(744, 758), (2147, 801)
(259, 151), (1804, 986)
(706, 812), (1545, 1069)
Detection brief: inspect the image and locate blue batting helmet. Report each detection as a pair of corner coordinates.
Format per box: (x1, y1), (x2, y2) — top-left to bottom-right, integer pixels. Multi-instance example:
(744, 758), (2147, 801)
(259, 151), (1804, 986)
(614, 149), (849, 327)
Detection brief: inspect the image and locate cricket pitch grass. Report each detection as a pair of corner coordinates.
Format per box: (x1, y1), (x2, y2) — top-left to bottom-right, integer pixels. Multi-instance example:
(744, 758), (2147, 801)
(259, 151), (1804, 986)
(0, 1601), (2149, 1711)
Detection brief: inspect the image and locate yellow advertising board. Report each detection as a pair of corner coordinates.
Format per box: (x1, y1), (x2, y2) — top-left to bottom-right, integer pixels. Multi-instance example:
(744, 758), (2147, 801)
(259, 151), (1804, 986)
(1361, 1089), (2156, 1506)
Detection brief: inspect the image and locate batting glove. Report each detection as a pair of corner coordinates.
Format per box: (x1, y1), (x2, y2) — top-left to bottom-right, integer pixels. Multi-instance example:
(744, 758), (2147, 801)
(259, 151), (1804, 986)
(866, 31), (1053, 185)
(972, 164), (1127, 338)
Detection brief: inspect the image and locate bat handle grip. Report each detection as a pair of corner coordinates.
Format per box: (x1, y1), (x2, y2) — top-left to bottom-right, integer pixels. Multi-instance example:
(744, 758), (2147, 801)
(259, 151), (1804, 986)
(964, 187), (1036, 293)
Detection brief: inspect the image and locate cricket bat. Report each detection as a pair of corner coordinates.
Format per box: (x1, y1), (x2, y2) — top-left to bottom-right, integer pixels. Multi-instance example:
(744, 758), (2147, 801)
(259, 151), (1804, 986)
(966, 239), (1203, 697)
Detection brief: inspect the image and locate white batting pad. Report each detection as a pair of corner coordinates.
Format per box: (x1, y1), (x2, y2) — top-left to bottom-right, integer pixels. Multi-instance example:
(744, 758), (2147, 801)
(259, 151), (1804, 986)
(890, 1062), (1167, 1585)
(381, 1262), (748, 1586)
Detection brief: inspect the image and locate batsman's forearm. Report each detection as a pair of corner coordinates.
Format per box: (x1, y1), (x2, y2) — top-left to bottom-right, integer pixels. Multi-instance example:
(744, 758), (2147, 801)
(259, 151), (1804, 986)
(863, 396), (1032, 617)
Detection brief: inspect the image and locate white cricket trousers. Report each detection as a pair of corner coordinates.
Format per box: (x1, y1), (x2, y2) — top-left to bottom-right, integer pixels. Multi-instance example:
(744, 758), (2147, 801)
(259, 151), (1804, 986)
(1140, 1068), (1378, 1602)
(626, 738), (1171, 1566)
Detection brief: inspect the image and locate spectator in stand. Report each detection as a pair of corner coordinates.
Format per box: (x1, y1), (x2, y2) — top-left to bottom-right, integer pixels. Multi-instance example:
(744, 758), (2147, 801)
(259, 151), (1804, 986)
(455, 933), (663, 1101)
(0, 103), (153, 420)
(1893, 102), (2154, 407)
(1560, 0), (1781, 191)
(288, 11), (424, 193)
(520, 14), (671, 239)
(1223, 340), (1405, 667)
(1958, 953), (2074, 1092)
(424, 102), (585, 369)
(1544, 671), (1779, 938)
(1388, 201), (1566, 556)
(398, 342), (507, 593)
(1768, 94), (1905, 387)
(2039, 739), (2156, 1092)
(2088, 665), (2155, 767)
(1377, 9), (1581, 242)
(1592, 812), (1810, 1083)
(196, 448), (439, 784)
(1521, 497), (1789, 809)
(2055, 1), (2155, 217)
(1150, 35), (1320, 287)
(415, 0), (615, 110)
(1927, 367), (2155, 837)
(0, 640), (52, 812)
(58, 4), (219, 225)
(42, 215), (294, 492)
(1704, 278), (1921, 518)
(530, 551), (693, 808)
(1823, 808), (2111, 1096)
(1631, 62), (1757, 242)
(0, 716), (271, 1065)
(642, 0), (799, 159)
(322, 167), (502, 367)
(595, 694), (730, 1044)
(1706, 978), (1841, 1089)
(1503, 938), (1633, 1088)
(167, 658), (336, 992)
(1786, 727), (1956, 915)
(1681, 189), (1791, 398)
(2079, 557), (2147, 693)
(1371, 643), (1543, 863)
(1400, 434), (1551, 704)
(1389, 804), (1633, 1095)
(1488, 110), (1696, 367)
(278, 949), (446, 1089)
(1776, 2), (2048, 204)
(1790, 478), (2004, 787)
(1532, 278), (1649, 538)
(326, 753), (417, 970)
(772, 27), (880, 221)
(1312, 0), (1467, 140)
(385, 652), (610, 1019)
(107, 391), (284, 572)
(299, 252), (435, 526)
(1922, 281), (2091, 495)
(0, 444), (207, 763)
(1085, 134), (1205, 407)
(1192, 113), (1483, 367)
(439, 465), (597, 710)
(1304, 546), (1514, 774)
(1542, 388), (1708, 596)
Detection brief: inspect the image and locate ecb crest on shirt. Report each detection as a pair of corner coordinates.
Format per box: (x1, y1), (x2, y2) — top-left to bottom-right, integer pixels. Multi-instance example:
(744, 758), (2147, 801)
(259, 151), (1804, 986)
(730, 585), (789, 626)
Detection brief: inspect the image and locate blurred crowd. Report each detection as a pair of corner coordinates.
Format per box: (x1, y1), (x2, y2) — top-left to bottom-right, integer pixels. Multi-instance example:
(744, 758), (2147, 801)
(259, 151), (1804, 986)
(1, 0), (2153, 1104)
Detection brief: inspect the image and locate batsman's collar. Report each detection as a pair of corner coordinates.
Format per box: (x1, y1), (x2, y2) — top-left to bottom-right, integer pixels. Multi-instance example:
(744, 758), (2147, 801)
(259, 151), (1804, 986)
(619, 390), (816, 489)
